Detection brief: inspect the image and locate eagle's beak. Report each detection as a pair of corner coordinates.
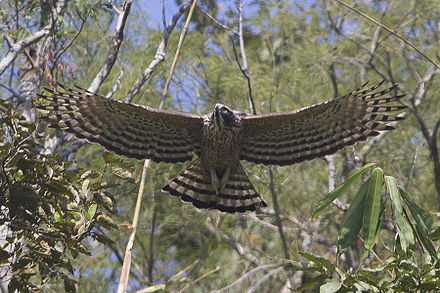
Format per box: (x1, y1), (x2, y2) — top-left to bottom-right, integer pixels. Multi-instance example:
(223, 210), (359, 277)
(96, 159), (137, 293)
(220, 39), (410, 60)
(214, 104), (222, 125)
(214, 104), (221, 114)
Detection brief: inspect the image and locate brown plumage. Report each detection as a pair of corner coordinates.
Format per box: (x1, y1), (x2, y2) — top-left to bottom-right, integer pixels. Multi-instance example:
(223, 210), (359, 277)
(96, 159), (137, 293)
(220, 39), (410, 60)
(35, 81), (406, 213)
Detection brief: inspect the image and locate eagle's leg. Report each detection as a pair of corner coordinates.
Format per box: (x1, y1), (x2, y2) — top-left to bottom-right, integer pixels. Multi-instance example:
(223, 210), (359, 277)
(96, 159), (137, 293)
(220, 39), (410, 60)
(219, 167), (230, 193)
(210, 167), (220, 195)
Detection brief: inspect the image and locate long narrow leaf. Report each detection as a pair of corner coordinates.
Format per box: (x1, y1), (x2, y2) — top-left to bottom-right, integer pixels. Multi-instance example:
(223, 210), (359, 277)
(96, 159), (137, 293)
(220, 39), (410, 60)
(337, 179), (368, 257)
(299, 251), (335, 273)
(312, 163), (375, 218)
(399, 187), (437, 258)
(385, 176), (414, 251)
(362, 168), (383, 254)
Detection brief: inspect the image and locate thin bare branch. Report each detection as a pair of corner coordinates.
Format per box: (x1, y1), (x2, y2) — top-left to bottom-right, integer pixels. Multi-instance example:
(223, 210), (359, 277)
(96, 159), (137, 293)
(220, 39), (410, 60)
(205, 217), (261, 266)
(246, 267), (284, 293)
(335, 0), (440, 70)
(105, 66), (125, 98)
(200, 9), (237, 34)
(235, 1), (255, 114)
(0, 0), (67, 76)
(52, 7), (91, 77)
(117, 159), (150, 293)
(210, 263), (283, 293)
(161, 0), (198, 108)
(0, 28), (51, 76)
(89, 0), (133, 93)
(125, 0), (194, 103)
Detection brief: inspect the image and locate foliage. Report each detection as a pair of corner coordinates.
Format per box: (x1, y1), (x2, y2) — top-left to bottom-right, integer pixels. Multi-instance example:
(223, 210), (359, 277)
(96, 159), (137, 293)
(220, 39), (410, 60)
(0, 100), (116, 292)
(309, 165), (440, 292)
(1, 0), (440, 292)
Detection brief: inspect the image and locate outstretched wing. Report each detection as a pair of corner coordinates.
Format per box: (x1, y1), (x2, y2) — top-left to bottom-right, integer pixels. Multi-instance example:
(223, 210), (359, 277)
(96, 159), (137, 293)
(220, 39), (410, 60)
(35, 84), (204, 163)
(240, 81), (406, 166)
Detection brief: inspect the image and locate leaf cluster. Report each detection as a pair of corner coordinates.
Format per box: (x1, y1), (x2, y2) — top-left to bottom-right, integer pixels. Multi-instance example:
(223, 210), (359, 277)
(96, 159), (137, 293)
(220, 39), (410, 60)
(307, 164), (440, 292)
(0, 100), (117, 292)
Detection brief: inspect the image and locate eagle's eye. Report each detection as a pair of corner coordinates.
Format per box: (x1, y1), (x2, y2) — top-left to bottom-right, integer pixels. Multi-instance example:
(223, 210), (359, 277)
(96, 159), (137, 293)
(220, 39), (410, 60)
(223, 108), (229, 114)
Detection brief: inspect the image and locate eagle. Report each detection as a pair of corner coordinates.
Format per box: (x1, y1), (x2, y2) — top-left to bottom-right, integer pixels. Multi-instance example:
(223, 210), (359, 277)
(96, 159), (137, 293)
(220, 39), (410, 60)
(35, 81), (406, 213)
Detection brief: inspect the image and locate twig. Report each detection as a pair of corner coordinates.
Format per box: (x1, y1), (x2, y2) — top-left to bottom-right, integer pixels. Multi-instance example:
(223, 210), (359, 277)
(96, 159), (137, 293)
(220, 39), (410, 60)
(51, 6), (91, 77)
(178, 260), (245, 293)
(89, 0), (133, 93)
(242, 213), (296, 234)
(205, 218), (261, 266)
(242, 166), (270, 188)
(210, 263), (283, 293)
(161, 0), (166, 29)
(160, 0), (198, 108)
(200, 9), (237, 34)
(125, 0), (194, 103)
(268, 167), (295, 287)
(0, 0), (66, 76)
(0, 28), (51, 76)
(117, 159), (150, 293)
(246, 267), (284, 293)
(105, 66), (125, 98)
(147, 202), (157, 283)
(233, 0), (255, 114)
(269, 168), (291, 262)
(335, 0), (440, 70)
(0, 83), (19, 98)
(275, 165), (300, 195)
(324, 154), (349, 211)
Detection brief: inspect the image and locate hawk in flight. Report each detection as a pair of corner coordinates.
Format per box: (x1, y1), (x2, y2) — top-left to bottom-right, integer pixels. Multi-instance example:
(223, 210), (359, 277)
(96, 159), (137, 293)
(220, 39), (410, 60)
(36, 81), (405, 213)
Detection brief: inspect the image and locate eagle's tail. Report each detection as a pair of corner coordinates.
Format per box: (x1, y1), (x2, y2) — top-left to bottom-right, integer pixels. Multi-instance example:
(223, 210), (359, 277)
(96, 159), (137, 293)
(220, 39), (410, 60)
(162, 160), (267, 213)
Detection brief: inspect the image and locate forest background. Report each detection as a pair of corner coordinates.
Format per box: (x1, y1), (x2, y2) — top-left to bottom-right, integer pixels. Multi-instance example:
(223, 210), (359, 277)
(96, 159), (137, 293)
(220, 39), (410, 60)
(1, 0), (440, 292)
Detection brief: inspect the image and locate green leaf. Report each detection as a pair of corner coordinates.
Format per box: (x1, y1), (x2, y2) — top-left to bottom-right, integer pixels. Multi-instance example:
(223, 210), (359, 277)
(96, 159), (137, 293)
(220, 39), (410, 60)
(86, 204), (97, 220)
(110, 166), (133, 181)
(400, 187), (437, 258)
(102, 152), (117, 163)
(362, 168), (384, 254)
(428, 226), (440, 241)
(54, 212), (61, 222)
(385, 176), (414, 251)
(299, 251), (335, 273)
(398, 260), (420, 273)
(361, 257), (398, 273)
(354, 281), (379, 292)
(64, 278), (76, 293)
(320, 278), (342, 293)
(337, 178), (368, 256)
(290, 261), (320, 272)
(96, 214), (118, 230)
(296, 274), (327, 292)
(312, 163), (375, 218)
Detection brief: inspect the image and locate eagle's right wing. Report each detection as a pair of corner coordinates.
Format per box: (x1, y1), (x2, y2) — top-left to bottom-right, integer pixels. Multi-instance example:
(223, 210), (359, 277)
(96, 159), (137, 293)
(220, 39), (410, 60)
(35, 85), (204, 163)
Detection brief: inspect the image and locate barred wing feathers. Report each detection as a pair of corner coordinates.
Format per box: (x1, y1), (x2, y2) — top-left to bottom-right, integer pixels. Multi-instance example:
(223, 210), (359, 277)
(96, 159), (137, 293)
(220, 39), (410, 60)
(36, 85), (204, 163)
(240, 81), (406, 166)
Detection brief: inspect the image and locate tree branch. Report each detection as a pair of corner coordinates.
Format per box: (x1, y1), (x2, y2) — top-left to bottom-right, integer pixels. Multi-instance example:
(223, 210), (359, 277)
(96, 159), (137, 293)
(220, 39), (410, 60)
(234, 0), (256, 114)
(205, 217), (261, 266)
(210, 263), (283, 293)
(0, 28), (51, 76)
(125, 0), (193, 103)
(88, 0), (133, 93)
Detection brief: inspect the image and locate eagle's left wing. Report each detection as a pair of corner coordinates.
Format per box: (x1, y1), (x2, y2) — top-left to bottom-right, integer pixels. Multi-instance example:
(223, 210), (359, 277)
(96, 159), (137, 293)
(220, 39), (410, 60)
(240, 81), (406, 166)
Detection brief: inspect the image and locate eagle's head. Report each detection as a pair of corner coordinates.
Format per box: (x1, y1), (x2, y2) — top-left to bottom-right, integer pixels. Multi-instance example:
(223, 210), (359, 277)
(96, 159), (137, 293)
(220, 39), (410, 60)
(212, 104), (240, 128)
